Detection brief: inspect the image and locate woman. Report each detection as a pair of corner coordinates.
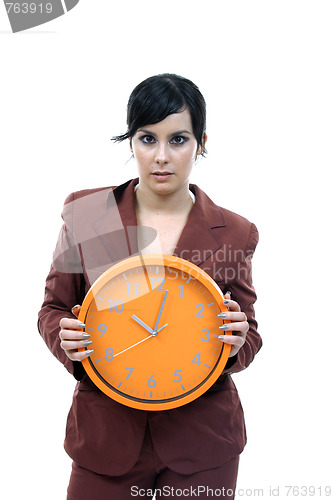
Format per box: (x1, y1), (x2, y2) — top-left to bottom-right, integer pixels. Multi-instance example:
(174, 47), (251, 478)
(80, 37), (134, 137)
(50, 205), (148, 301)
(38, 73), (262, 499)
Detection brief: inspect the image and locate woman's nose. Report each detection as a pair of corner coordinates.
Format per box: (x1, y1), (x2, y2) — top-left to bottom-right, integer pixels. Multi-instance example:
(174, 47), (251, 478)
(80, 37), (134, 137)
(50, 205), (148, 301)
(155, 143), (169, 164)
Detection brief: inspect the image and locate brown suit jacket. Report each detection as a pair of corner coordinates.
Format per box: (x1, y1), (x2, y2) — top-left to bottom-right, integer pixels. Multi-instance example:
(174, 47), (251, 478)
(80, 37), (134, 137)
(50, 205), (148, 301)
(38, 178), (262, 476)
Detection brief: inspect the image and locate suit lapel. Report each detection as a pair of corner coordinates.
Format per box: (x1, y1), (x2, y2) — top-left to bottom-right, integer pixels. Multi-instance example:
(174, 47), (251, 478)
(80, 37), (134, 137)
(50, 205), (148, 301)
(73, 180), (139, 285)
(91, 180), (139, 264)
(174, 184), (226, 267)
(86, 179), (155, 281)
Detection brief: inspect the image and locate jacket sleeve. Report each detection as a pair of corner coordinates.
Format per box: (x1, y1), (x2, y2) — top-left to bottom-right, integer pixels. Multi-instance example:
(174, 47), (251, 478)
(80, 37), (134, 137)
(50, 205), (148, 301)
(37, 202), (86, 381)
(222, 223), (262, 374)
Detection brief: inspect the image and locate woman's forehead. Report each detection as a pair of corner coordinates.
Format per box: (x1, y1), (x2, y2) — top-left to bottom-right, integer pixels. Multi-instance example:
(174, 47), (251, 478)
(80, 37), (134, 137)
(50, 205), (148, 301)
(136, 109), (193, 134)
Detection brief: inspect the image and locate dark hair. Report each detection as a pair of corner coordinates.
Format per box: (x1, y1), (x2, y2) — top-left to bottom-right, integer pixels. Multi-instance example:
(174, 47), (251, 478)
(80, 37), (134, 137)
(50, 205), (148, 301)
(112, 73), (207, 155)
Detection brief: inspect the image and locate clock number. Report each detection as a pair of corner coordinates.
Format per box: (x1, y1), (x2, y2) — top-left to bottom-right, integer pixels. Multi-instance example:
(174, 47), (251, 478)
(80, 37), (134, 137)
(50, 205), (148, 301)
(201, 329), (210, 342)
(156, 278), (165, 291)
(195, 304), (204, 317)
(192, 352), (201, 365)
(178, 284), (184, 298)
(147, 374), (157, 388)
(124, 367), (134, 380)
(98, 323), (107, 337)
(108, 299), (124, 313)
(150, 277), (165, 291)
(105, 348), (114, 361)
(173, 369), (183, 382)
(127, 282), (139, 296)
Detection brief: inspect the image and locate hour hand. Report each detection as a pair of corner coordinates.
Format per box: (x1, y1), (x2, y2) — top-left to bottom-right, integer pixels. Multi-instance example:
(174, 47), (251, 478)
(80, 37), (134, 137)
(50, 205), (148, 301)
(131, 315), (154, 335)
(131, 314), (168, 336)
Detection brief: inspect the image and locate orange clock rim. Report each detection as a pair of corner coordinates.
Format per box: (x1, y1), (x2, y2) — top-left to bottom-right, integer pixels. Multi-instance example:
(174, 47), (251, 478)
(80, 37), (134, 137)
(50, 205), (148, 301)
(78, 254), (231, 411)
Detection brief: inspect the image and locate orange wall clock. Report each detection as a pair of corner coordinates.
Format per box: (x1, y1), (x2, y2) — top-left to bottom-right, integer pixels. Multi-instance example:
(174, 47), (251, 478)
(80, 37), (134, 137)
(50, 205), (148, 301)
(78, 254), (231, 410)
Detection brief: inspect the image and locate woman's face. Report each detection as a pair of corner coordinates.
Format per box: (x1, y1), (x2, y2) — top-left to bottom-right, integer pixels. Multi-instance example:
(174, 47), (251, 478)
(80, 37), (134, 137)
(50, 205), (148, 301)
(131, 109), (204, 197)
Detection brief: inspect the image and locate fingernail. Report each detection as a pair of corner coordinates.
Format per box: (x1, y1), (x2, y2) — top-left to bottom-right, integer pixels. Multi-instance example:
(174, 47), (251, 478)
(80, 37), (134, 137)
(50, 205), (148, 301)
(82, 333), (90, 339)
(219, 324), (229, 330)
(77, 323), (85, 328)
(85, 349), (94, 355)
(218, 335), (225, 340)
(83, 340), (93, 346)
(218, 313), (227, 318)
(223, 300), (229, 305)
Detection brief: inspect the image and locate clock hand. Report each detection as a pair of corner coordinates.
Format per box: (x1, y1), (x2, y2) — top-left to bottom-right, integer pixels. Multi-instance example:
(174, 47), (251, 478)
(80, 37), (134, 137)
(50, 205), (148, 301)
(132, 314), (168, 335)
(153, 289), (169, 332)
(132, 314), (154, 334)
(113, 322), (168, 358)
(156, 323), (168, 333)
(113, 334), (152, 358)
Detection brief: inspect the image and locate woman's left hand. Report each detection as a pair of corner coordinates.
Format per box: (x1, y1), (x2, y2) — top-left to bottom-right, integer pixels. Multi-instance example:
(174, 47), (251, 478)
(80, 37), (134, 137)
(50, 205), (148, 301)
(218, 292), (249, 357)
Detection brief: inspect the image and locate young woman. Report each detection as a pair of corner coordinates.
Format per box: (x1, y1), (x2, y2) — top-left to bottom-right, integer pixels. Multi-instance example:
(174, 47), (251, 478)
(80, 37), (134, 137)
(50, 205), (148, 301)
(38, 74), (262, 499)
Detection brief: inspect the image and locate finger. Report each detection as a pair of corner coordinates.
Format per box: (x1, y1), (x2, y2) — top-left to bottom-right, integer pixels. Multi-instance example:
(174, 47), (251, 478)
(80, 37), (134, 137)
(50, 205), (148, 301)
(218, 334), (245, 346)
(222, 298), (241, 312)
(219, 321), (249, 334)
(65, 348), (94, 362)
(71, 304), (82, 317)
(60, 339), (92, 351)
(59, 329), (89, 341)
(218, 311), (247, 322)
(59, 317), (85, 330)
(218, 334), (245, 358)
(218, 337), (244, 358)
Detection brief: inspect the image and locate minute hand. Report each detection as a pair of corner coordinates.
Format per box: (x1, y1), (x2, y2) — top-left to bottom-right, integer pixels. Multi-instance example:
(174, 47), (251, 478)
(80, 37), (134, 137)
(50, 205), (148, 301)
(116, 320), (168, 358)
(154, 289), (169, 332)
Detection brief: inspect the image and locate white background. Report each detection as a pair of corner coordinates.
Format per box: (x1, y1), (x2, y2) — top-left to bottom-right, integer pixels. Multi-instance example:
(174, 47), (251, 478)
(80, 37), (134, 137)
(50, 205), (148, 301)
(1, 1), (332, 499)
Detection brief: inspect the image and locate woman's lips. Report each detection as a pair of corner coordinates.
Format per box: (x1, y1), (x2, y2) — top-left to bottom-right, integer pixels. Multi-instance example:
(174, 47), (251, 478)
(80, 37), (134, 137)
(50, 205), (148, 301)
(152, 172), (173, 180)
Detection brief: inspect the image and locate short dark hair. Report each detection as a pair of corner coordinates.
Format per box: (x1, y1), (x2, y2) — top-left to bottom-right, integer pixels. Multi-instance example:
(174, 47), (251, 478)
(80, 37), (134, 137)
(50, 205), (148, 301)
(112, 73), (207, 155)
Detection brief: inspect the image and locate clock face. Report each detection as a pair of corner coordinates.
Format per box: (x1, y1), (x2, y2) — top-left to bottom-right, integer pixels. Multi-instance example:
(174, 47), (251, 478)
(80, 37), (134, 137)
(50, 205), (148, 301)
(79, 255), (230, 410)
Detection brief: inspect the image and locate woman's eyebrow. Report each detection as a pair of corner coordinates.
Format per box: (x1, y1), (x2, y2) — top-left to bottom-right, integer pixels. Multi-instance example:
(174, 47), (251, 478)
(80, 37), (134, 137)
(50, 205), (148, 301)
(137, 128), (192, 136)
(137, 128), (157, 136)
(171, 129), (192, 136)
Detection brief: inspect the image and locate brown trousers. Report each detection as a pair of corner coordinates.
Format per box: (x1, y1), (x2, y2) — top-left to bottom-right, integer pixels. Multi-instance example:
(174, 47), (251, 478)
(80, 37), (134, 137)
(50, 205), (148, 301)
(67, 424), (239, 499)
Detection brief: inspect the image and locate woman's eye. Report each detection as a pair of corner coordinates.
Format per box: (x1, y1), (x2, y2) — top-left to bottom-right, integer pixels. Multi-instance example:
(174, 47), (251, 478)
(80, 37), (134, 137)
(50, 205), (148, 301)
(139, 135), (188, 145)
(140, 135), (156, 144)
(170, 136), (188, 145)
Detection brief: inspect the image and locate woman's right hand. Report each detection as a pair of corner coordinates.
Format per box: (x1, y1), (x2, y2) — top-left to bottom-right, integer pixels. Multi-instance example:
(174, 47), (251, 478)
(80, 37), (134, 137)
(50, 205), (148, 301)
(59, 305), (93, 362)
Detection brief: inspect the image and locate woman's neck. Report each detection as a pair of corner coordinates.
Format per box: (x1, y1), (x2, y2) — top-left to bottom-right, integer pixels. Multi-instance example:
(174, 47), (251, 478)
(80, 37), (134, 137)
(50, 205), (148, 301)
(134, 183), (194, 216)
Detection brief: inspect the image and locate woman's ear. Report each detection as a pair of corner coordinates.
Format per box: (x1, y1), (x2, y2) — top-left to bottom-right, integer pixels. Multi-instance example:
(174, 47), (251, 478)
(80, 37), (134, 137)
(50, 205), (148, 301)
(197, 133), (207, 156)
(129, 138), (133, 152)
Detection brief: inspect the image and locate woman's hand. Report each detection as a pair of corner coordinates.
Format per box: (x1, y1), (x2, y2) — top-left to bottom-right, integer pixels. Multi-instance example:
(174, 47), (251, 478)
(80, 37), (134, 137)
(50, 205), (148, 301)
(218, 292), (249, 357)
(59, 305), (93, 362)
